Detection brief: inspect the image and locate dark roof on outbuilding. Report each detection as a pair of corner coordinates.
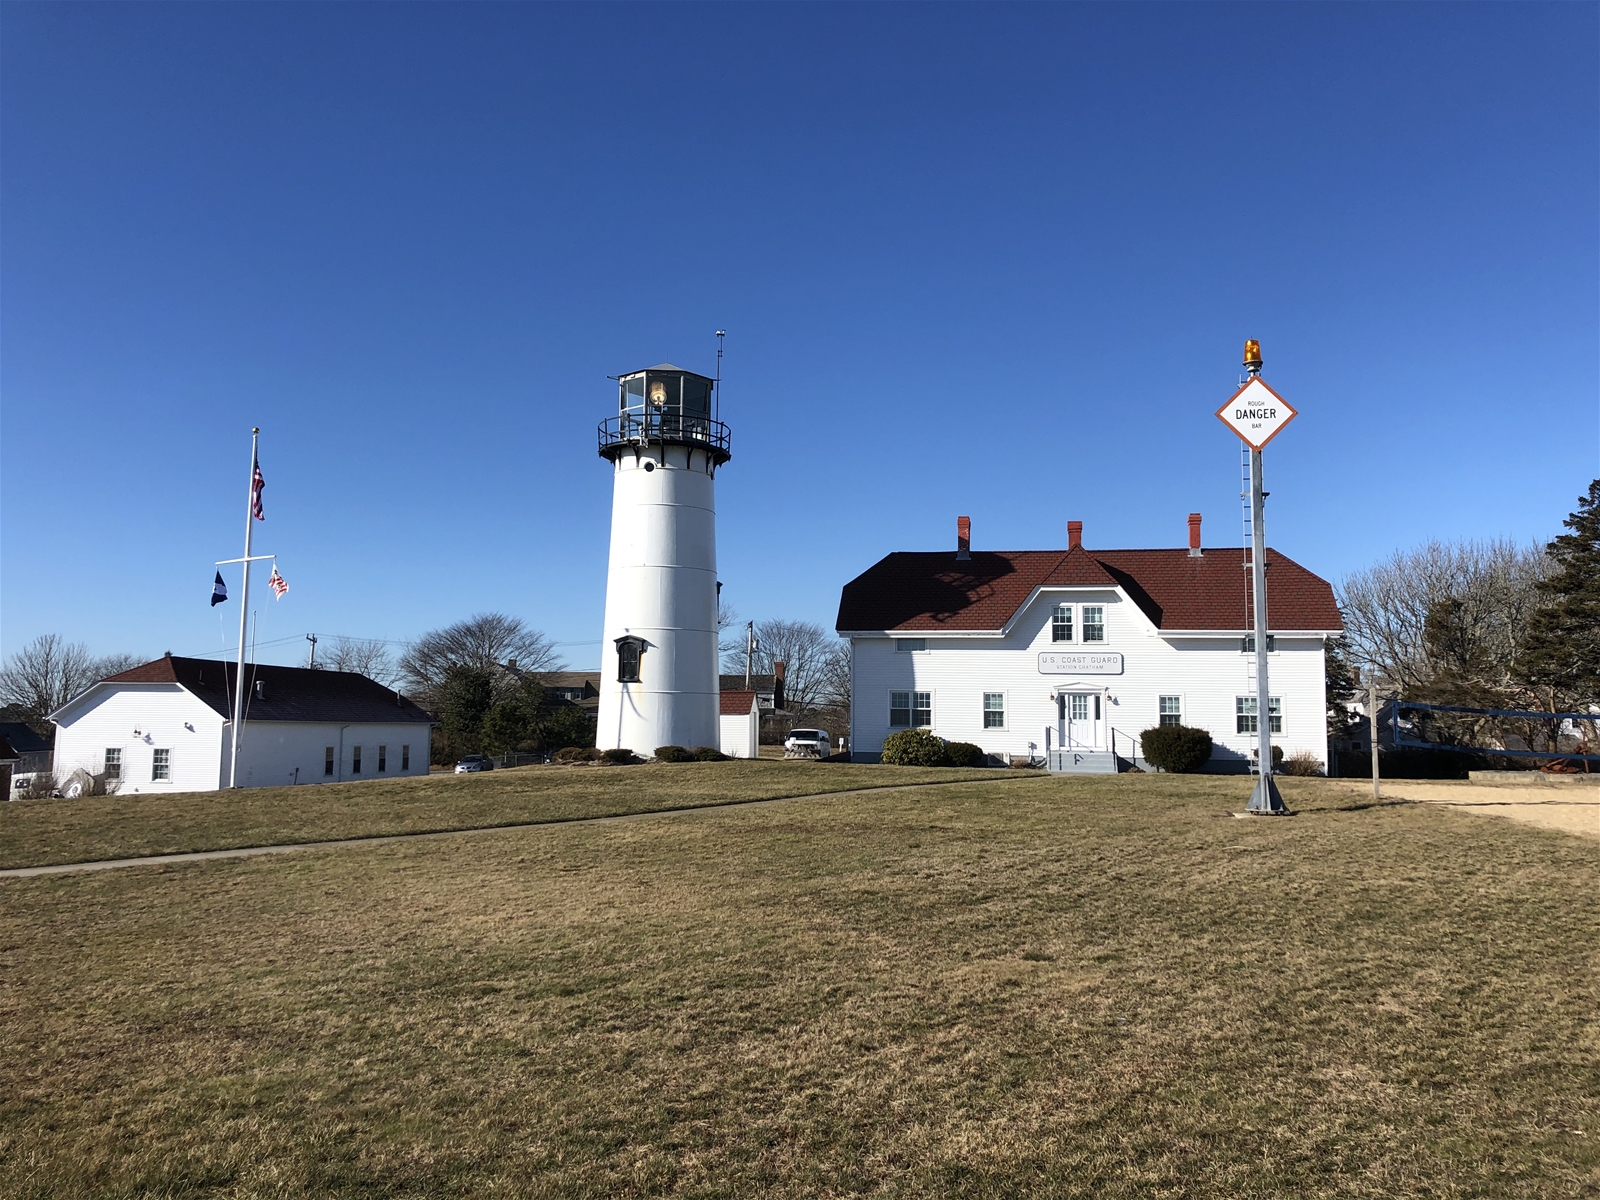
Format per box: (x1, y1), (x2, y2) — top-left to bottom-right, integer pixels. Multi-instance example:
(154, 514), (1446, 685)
(0, 721), (52, 755)
(102, 657), (435, 724)
(836, 546), (1341, 633)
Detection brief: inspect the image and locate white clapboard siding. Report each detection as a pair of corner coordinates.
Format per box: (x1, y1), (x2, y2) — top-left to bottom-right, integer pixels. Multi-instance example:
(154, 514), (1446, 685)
(850, 585), (1329, 770)
(53, 682), (434, 793)
(224, 722), (433, 788)
(52, 683), (228, 792)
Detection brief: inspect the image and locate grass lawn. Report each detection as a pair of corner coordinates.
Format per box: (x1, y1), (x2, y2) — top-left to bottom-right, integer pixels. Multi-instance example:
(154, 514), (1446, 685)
(0, 760), (996, 870)
(2, 772), (1597, 1197)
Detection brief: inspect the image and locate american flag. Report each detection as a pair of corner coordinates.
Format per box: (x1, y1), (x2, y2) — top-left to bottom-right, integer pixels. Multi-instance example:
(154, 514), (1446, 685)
(267, 563), (289, 599)
(251, 458), (265, 520)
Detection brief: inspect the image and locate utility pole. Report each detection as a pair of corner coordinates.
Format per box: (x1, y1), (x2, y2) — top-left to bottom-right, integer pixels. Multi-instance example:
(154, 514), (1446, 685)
(745, 621), (755, 689)
(306, 633), (318, 669)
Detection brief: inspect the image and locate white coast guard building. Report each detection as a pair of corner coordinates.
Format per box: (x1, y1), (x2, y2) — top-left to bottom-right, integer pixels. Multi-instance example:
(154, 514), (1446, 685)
(49, 655), (434, 792)
(836, 516), (1342, 772)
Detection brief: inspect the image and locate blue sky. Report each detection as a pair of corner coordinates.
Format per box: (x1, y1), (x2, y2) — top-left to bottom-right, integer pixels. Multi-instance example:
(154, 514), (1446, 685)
(3, 2), (1595, 669)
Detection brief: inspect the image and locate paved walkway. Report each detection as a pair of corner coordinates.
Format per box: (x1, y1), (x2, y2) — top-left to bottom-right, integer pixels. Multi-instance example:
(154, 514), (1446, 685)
(0, 775), (1035, 879)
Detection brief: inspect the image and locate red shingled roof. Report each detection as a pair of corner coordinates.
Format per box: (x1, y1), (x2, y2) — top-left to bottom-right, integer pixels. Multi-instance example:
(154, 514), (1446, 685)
(836, 546), (1341, 633)
(719, 689), (759, 715)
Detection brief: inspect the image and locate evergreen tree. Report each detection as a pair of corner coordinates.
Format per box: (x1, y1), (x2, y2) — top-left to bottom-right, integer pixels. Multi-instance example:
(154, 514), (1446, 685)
(435, 665), (494, 759)
(1518, 479), (1600, 704)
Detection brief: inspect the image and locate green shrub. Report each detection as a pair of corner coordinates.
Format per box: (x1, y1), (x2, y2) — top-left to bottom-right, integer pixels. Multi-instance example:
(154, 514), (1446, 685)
(942, 741), (988, 768)
(1140, 724), (1214, 773)
(654, 745), (696, 763)
(600, 748), (639, 765)
(553, 746), (601, 763)
(692, 746), (730, 762)
(881, 729), (949, 767)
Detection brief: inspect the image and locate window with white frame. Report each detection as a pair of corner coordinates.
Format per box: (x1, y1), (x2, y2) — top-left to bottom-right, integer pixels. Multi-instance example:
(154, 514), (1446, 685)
(352, 745), (362, 774)
(325, 746), (335, 776)
(402, 744), (410, 770)
(1068, 694), (1091, 721)
(1236, 696), (1282, 734)
(890, 690), (932, 728)
(378, 745), (387, 772)
(1051, 605), (1073, 642)
(103, 748), (121, 779)
(895, 638), (926, 653)
(1082, 605), (1105, 642)
(1158, 696), (1182, 727)
(983, 692), (1005, 728)
(152, 748), (171, 781)
(1241, 635), (1277, 653)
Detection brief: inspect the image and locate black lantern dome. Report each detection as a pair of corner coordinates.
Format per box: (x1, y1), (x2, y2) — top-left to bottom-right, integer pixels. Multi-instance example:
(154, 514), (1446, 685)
(598, 363), (731, 466)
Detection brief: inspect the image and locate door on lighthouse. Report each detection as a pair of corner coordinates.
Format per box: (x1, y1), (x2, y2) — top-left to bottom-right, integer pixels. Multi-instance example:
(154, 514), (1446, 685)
(1057, 692), (1103, 752)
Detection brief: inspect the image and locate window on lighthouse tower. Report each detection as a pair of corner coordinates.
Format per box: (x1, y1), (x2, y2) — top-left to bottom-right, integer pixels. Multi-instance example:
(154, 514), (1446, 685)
(616, 636), (645, 683)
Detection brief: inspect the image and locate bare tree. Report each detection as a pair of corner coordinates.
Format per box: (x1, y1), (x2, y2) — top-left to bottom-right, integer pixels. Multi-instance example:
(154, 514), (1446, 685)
(323, 636), (399, 686)
(91, 653), (144, 680)
(817, 640), (851, 710)
(0, 635), (102, 720)
(1339, 539), (1550, 693)
(723, 619), (839, 713)
(399, 613), (562, 707)
(717, 601), (744, 663)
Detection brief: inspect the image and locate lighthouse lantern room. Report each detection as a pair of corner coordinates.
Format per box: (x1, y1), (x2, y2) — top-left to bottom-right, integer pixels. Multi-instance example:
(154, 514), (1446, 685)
(595, 363), (731, 756)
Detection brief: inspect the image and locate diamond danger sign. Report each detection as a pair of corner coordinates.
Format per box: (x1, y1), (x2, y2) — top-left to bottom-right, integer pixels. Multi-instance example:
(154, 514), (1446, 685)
(1217, 377), (1297, 451)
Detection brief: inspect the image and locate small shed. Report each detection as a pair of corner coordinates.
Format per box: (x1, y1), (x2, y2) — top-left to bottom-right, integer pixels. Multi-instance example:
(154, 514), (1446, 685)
(719, 690), (760, 759)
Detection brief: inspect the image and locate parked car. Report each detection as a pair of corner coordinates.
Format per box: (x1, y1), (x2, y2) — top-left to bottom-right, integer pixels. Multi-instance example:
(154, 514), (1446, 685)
(784, 729), (832, 758)
(454, 755), (495, 774)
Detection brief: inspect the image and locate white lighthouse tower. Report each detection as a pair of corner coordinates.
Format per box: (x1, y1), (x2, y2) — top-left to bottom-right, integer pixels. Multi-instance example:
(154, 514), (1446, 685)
(595, 362), (730, 755)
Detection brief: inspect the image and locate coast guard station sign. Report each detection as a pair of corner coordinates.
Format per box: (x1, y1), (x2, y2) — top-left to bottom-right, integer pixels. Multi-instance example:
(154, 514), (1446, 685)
(1217, 377), (1297, 450)
(1039, 651), (1124, 675)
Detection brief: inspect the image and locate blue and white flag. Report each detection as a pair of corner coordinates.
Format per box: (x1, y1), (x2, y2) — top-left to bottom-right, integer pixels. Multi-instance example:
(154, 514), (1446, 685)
(211, 571), (228, 607)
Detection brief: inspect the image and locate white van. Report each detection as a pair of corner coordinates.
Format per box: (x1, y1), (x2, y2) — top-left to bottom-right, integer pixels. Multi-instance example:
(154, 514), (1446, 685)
(784, 729), (832, 758)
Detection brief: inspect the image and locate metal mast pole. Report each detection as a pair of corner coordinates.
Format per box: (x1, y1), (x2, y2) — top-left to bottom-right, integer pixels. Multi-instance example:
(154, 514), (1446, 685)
(1370, 680), (1381, 800)
(1245, 357), (1287, 814)
(229, 428), (259, 789)
(745, 621), (754, 689)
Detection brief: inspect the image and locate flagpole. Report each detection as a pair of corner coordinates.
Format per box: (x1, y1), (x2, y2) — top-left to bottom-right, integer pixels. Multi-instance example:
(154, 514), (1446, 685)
(230, 428), (259, 788)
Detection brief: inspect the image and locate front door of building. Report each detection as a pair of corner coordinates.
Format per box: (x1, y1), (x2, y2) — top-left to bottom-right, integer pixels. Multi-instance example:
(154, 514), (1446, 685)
(1057, 692), (1103, 752)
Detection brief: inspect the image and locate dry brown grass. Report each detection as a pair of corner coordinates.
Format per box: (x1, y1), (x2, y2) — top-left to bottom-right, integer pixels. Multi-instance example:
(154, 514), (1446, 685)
(0, 760), (994, 870)
(2, 773), (1597, 1197)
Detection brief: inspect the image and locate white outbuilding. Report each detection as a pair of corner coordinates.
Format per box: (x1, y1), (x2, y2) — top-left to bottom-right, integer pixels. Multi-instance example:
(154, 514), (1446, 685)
(836, 516), (1343, 773)
(49, 654), (434, 792)
(718, 689), (761, 759)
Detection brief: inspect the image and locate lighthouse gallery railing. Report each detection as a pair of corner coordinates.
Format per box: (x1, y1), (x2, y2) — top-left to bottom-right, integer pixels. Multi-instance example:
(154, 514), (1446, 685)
(598, 413), (731, 462)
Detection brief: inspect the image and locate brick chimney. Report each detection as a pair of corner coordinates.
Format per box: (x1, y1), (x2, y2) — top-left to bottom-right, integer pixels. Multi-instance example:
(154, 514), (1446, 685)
(956, 515), (971, 561)
(1188, 512), (1203, 557)
(1067, 520), (1083, 551)
(773, 660), (786, 711)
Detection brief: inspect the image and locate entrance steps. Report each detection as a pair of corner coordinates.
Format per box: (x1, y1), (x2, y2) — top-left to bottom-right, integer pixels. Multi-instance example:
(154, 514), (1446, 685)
(1047, 751), (1122, 775)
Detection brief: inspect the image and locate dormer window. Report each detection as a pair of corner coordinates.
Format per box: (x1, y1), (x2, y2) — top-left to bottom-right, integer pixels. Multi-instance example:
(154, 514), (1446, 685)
(1051, 605), (1073, 642)
(615, 636), (646, 683)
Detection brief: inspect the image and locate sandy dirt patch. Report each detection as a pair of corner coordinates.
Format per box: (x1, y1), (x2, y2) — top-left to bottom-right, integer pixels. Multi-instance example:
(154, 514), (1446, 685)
(1333, 778), (1600, 840)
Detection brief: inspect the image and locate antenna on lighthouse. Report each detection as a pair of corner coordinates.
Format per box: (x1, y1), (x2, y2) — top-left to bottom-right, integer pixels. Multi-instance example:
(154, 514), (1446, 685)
(714, 330), (726, 422)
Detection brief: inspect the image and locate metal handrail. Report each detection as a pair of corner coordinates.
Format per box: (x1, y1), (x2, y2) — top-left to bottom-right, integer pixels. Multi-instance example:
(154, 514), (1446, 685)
(598, 413), (731, 462)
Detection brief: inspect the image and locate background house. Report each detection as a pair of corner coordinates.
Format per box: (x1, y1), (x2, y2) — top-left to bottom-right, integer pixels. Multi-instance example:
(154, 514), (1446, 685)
(49, 654), (434, 792)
